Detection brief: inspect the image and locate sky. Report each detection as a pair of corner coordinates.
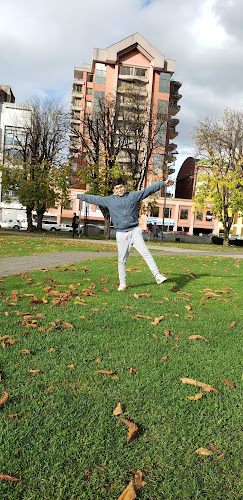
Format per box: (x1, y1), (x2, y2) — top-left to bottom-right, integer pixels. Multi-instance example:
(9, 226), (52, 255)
(1, 0), (242, 176)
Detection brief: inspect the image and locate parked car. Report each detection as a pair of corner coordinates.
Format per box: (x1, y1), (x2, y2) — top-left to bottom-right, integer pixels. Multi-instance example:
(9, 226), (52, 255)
(60, 224), (73, 233)
(0, 219), (21, 230)
(19, 219), (37, 230)
(41, 220), (62, 231)
(78, 224), (101, 236)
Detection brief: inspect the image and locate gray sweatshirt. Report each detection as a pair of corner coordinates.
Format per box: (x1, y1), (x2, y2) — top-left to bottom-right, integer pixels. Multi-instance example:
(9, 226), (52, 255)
(77, 181), (165, 231)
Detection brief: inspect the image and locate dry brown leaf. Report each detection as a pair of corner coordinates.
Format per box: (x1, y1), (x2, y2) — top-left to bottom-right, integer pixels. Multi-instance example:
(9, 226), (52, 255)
(0, 473), (21, 482)
(29, 369), (40, 374)
(0, 336), (10, 341)
(95, 357), (103, 364)
(4, 339), (19, 346)
(227, 321), (236, 329)
(113, 402), (123, 416)
(195, 448), (213, 456)
(129, 368), (137, 374)
(188, 335), (208, 341)
(163, 329), (173, 338)
(117, 417), (138, 442)
(110, 375), (119, 380)
(20, 349), (30, 354)
(133, 293), (150, 299)
(221, 379), (236, 388)
(0, 392), (9, 406)
(60, 322), (75, 329)
(180, 378), (219, 393)
(102, 287), (110, 293)
(187, 393), (204, 400)
(67, 364), (75, 370)
(118, 480), (136, 500)
(161, 356), (168, 361)
(122, 305), (133, 310)
(3, 413), (24, 420)
(49, 348), (56, 352)
(185, 305), (192, 311)
(208, 443), (221, 453)
(151, 316), (164, 325)
(217, 453), (224, 460)
(95, 370), (113, 375)
(173, 343), (180, 348)
(134, 471), (147, 490)
(152, 334), (158, 339)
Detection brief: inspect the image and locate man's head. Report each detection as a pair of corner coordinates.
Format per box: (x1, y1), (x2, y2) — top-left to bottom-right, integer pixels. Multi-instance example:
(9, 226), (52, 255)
(73, 212), (76, 216)
(112, 177), (126, 197)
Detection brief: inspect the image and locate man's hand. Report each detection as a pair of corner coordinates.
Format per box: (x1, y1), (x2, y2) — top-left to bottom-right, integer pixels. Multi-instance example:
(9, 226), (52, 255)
(165, 178), (175, 187)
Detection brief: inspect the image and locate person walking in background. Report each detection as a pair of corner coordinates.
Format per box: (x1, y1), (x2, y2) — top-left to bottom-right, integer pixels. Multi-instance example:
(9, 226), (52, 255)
(151, 222), (159, 243)
(71, 212), (79, 238)
(76, 177), (174, 290)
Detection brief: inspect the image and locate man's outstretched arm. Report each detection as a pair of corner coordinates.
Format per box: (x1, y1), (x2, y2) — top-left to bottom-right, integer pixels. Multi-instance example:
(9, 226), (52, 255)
(77, 193), (109, 208)
(133, 178), (174, 202)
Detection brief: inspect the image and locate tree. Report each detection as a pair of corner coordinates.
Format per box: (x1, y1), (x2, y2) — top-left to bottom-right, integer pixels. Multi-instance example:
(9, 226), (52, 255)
(193, 108), (243, 245)
(70, 89), (168, 238)
(0, 96), (71, 231)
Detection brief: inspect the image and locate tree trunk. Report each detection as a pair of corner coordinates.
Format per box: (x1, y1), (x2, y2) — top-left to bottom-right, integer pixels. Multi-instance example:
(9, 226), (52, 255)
(26, 207), (34, 232)
(100, 206), (111, 239)
(223, 225), (230, 246)
(37, 205), (46, 230)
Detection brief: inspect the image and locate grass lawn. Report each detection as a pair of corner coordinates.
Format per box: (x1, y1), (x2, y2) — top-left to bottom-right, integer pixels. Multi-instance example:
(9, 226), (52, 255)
(0, 254), (242, 499)
(0, 234), (117, 258)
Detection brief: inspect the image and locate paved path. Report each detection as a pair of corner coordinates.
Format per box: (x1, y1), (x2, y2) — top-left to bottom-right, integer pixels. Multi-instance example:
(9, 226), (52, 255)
(0, 239), (242, 277)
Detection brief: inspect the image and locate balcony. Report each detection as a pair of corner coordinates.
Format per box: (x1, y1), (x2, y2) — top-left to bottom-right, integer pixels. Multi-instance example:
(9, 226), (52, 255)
(170, 103), (181, 116)
(72, 92), (84, 99)
(71, 104), (83, 112)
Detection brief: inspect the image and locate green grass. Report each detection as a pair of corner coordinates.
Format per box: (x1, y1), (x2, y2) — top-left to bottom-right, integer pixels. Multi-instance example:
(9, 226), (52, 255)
(0, 255), (242, 499)
(151, 241), (243, 253)
(0, 234), (117, 258)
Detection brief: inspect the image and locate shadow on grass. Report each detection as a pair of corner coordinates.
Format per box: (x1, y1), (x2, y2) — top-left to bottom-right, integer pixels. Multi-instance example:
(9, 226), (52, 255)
(126, 273), (210, 291)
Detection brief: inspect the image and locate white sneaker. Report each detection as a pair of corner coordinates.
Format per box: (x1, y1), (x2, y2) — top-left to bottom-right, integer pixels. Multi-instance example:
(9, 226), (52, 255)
(118, 284), (126, 291)
(156, 273), (167, 284)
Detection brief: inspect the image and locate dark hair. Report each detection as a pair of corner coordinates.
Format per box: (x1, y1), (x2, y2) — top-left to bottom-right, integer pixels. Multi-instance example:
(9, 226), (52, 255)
(112, 177), (125, 189)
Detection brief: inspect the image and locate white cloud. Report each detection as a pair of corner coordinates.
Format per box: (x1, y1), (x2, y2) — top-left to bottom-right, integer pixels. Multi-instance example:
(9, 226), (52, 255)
(1, 0), (242, 175)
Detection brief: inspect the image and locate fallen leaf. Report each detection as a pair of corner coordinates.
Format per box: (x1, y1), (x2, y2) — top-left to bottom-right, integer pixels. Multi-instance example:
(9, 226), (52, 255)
(129, 368), (137, 374)
(133, 293), (150, 299)
(185, 305), (192, 311)
(122, 305), (133, 310)
(113, 402), (123, 416)
(67, 364), (75, 370)
(180, 378), (219, 393)
(208, 443), (221, 453)
(217, 453), (224, 460)
(0, 336), (10, 341)
(163, 329), (173, 338)
(3, 414), (24, 420)
(118, 480), (136, 500)
(221, 379), (236, 388)
(29, 369), (40, 374)
(4, 339), (19, 346)
(102, 287), (110, 293)
(0, 473), (21, 482)
(0, 392), (9, 406)
(187, 393), (204, 400)
(226, 321), (236, 329)
(195, 448), (213, 456)
(95, 370), (113, 375)
(117, 417), (138, 442)
(95, 358), (102, 364)
(134, 471), (146, 490)
(110, 375), (119, 380)
(60, 321), (75, 329)
(161, 356), (168, 361)
(20, 349), (30, 354)
(49, 348), (56, 352)
(152, 334), (158, 339)
(188, 335), (208, 341)
(151, 316), (164, 325)
(173, 343), (180, 348)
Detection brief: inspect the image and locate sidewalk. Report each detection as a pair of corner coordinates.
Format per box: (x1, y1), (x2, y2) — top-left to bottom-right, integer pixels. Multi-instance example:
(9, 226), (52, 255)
(0, 241), (242, 277)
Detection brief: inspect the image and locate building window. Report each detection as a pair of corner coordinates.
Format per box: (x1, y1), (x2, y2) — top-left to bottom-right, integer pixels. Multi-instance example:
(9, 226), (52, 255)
(72, 110), (80, 118)
(196, 211), (203, 221)
(155, 120), (167, 147)
(85, 101), (92, 108)
(86, 88), (92, 95)
(120, 66), (147, 77)
(73, 98), (81, 107)
(151, 206), (159, 217)
(206, 210), (213, 221)
(118, 79), (147, 91)
(93, 91), (105, 114)
(157, 100), (169, 120)
(164, 208), (172, 218)
(159, 72), (171, 93)
(87, 74), (93, 83)
(74, 84), (83, 93)
(180, 209), (188, 220)
(94, 63), (106, 85)
(5, 128), (27, 146)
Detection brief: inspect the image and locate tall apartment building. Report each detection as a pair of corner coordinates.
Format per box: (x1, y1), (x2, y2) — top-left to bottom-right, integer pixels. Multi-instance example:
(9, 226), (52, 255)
(70, 33), (181, 189)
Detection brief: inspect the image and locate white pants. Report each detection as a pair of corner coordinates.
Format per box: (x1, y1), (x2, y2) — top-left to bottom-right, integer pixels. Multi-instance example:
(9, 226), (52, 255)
(116, 226), (159, 285)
